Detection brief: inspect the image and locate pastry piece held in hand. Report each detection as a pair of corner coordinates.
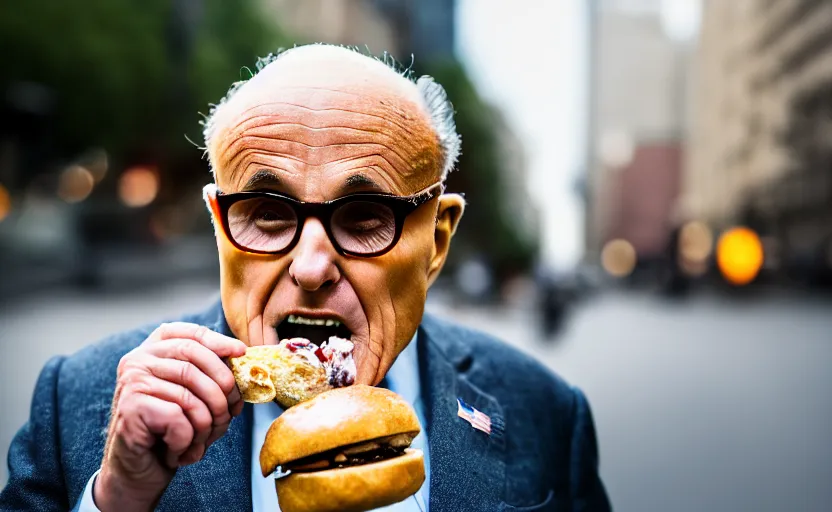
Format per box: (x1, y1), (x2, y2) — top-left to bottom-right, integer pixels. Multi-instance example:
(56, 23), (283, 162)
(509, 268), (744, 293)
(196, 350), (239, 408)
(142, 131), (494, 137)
(230, 337), (355, 408)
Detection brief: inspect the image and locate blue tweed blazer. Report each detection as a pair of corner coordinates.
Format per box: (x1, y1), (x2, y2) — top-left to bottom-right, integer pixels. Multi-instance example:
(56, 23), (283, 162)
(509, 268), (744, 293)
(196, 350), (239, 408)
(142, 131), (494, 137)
(1, 301), (610, 511)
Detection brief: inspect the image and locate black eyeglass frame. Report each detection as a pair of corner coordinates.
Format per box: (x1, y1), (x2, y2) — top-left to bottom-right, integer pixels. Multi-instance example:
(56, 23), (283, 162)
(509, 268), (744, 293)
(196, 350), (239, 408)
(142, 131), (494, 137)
(208, 182), (445, 257)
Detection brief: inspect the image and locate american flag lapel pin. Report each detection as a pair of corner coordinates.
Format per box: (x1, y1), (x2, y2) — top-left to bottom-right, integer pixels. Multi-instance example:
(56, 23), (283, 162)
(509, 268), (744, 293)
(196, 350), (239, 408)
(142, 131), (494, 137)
(457, 398), (492, 435)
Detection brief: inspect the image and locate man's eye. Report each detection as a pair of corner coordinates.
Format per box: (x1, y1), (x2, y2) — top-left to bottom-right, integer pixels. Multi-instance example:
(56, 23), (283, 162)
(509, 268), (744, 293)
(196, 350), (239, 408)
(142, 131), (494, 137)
(344, 217), (384, 233)
(255, 209), (287, 222)
(252, 207), (294, 231)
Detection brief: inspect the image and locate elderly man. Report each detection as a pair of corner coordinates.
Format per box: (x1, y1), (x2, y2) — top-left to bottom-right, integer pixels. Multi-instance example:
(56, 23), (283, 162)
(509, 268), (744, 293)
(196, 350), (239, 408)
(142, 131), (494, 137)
(1, 45), (610, 511)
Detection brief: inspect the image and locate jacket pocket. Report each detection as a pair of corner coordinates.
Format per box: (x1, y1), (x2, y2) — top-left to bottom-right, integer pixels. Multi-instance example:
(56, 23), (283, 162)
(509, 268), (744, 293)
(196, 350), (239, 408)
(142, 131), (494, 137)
(500, 489), (557, 511)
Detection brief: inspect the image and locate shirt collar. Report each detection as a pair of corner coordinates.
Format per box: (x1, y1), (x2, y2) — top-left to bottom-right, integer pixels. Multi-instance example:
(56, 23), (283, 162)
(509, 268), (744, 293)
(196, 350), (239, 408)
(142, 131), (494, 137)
(383, 332), (420, 403)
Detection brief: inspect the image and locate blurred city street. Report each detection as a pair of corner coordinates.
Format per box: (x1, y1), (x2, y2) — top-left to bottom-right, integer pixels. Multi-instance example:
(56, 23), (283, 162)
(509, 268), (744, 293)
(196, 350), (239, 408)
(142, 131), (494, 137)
(2, 278), (831, 511)
(3, 0), (832, 510)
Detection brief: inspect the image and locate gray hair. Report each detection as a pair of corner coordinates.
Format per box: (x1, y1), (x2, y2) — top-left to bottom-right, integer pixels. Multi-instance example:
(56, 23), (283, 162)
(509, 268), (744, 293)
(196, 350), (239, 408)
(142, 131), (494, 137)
(201, 45), (461, 179)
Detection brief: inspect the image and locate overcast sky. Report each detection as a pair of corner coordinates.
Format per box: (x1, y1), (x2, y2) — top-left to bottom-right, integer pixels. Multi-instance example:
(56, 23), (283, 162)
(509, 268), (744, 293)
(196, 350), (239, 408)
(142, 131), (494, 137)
(456, 0), (590, 270)
(456, 0), (701, 270)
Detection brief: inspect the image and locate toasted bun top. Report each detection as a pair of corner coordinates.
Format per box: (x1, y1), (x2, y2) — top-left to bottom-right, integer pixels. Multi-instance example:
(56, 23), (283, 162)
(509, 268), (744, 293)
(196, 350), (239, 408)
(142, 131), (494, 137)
(260, 385), (420, 476)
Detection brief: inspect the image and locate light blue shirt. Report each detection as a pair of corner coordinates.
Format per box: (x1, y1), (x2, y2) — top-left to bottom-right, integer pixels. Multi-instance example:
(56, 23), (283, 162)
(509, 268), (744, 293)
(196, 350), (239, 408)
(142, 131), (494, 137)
(79, 335), (429, 511)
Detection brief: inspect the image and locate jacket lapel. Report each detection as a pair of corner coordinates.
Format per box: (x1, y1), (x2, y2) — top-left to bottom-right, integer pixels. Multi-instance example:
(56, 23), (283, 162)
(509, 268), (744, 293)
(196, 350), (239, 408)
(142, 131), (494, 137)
(419, 315), (507, 511)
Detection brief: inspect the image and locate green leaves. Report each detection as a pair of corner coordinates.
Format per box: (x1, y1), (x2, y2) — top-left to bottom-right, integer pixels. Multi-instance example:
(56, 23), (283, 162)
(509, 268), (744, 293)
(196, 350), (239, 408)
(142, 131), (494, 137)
(0, 0), (288, 176)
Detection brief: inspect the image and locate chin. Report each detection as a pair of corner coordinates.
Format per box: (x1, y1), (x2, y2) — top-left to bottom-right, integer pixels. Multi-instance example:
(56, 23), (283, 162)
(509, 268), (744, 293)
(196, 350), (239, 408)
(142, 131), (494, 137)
(350, 338), (384, 386)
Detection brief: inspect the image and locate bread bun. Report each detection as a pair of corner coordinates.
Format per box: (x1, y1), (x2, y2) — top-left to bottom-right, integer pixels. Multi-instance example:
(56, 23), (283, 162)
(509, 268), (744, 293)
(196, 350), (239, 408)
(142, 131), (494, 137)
(260, 385), (425, 512)
(275, 449), (425, 512)
(260, 385), (421, 474)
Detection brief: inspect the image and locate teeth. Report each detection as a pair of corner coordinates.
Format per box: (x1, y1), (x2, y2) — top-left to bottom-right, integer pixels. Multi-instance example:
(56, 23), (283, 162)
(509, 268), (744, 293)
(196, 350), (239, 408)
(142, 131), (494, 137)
(286, 315), (341, 327)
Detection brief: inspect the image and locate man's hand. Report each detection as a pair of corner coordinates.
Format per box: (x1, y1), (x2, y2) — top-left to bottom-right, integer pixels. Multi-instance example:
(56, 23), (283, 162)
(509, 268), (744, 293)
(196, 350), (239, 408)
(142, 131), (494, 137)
(94, 322), (247, 511)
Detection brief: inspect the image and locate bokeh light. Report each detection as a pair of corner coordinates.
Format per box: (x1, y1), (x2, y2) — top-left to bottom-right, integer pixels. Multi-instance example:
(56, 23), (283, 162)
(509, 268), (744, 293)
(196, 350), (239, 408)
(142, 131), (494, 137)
(58, 165), (95, 203)
(716, 227), (764, 285)
(601, 238), (637, 277)
(87, 148), (109, 183)
(119, 166), (160, 208)
(0, 183), (10, 222)
(679, 220), (713, 276)
(679, 221), (713, 261)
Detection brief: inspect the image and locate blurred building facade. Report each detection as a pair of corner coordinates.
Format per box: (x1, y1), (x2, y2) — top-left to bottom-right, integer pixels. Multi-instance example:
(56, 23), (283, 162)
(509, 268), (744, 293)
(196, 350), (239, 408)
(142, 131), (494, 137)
(263, 0), (455, 63)
(683, 0), (832, 284)
(262, 0), (399, 55)
(586, 0), (692, 274)
(371, 0), (456, 61)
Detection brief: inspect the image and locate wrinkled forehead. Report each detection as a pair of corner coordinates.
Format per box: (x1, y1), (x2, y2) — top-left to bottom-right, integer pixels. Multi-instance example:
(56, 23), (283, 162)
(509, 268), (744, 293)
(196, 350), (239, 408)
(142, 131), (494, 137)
(206, 48), (442, 191)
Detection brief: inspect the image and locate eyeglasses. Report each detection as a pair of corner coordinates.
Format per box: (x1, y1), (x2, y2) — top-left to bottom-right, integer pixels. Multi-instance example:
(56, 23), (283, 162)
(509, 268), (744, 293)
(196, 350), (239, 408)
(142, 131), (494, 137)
(203, 182), (444, 257)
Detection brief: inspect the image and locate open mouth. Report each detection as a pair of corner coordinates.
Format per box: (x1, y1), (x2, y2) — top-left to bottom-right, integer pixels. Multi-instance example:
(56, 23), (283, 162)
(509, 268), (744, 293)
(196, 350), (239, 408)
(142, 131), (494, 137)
(277, 314), (353, 345)
(278, 433), (417, 475)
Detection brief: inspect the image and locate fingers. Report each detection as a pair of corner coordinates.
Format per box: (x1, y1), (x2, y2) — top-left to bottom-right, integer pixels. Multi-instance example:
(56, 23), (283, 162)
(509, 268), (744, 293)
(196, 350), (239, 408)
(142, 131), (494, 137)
(143, 340), (240, 415)
(133, 394), (194, 469)
(128, 352), (241, 455)
(139, 374), (214, 448)
(153, 322), (247, 358)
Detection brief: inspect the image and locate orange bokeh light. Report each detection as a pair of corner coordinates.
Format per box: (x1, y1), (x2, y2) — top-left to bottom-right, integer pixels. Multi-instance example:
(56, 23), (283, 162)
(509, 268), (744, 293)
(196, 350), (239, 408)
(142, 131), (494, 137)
(0, 183), (10, 222)
(119, 166), (159, 208)
(716, 227), (764, 286)
(58, 165), (95, 203)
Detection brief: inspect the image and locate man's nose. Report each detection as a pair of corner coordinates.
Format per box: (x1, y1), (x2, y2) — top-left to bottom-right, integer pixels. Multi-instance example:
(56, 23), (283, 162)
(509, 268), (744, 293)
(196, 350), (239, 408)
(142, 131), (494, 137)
(288, 218), (341, 292)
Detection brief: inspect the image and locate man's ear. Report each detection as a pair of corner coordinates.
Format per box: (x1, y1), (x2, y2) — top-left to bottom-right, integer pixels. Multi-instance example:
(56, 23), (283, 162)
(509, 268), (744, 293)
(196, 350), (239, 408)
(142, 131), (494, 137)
(202, 183), (223, 237)
(428, 193), (465, 286)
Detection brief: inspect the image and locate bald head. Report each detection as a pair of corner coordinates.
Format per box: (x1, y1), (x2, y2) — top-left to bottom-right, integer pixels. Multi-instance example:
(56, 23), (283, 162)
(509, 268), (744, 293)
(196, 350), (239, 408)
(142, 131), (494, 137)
(203, 44), (460, 185)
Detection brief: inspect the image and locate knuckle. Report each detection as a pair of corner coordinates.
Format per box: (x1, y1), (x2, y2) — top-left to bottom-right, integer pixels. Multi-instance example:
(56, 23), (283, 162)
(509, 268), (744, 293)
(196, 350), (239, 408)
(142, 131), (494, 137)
(117, 349), (142, 375)
(124, 374), (151, 395)
(155, 322), (173, 338)
(118, 362), (144, 385)
(174, 338), (195, 361)
(117, 392), (141, 420)
(177, 360), (193, 384)
(193, 325), (209, 344)
(178, 386), (194, 410)
(116, 354), (130, 375)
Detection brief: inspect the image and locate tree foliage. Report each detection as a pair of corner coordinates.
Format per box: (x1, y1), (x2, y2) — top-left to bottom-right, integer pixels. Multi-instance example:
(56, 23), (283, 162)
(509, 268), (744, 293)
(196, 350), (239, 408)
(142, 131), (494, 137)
(419, 59), (539, 279)
(0, 0), (289, 184)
